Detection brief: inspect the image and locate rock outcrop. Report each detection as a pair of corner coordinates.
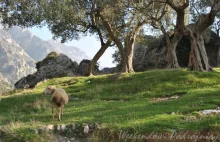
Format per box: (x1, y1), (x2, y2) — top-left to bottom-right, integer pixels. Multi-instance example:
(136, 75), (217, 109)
(15, 52), (78, 89)
(133, 30), (220, 71)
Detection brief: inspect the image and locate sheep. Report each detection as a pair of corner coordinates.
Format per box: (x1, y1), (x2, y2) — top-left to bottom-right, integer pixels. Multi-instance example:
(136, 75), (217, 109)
(44, 86), (68, 121)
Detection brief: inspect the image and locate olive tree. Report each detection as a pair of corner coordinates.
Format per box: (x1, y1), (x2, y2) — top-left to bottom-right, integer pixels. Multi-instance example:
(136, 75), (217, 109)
(187, 0), (220, 71)
(97, 0), (150, 73)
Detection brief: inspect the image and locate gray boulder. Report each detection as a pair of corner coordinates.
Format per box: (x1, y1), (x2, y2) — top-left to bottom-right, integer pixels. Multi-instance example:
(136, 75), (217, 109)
(77, 59), (91, 75)
(100, 67), (118, 74)
(77, 60), (99, 75)
(15, 52), (78, 89)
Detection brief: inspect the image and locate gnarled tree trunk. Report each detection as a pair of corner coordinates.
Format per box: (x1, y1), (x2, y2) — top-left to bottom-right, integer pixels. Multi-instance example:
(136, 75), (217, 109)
(186, 1), (220, 71)
(187, 26), (211, 71)
(164, 0), (189, 68)
(100, 15), (128, 73)
(217, 38), (220, 65)
(124, 23), (144, 73)
(167, 43), (180, 68)
(124, 37), (135, 73)
(126, 44), (135, 73)
(165, 31), (182, 69)
(85, 40), (112, 76)
(100, 14), (144, 73)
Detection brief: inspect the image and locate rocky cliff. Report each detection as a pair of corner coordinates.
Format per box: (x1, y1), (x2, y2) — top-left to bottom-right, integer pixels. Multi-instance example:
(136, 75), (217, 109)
(0, 29), (36, 84)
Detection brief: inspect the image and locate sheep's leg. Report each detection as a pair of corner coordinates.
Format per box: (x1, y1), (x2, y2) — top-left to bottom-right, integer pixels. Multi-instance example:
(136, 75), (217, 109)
(61, 106), (64, 117)
(58, 107), (62, 121)
(52, 106), (54, 120)
(56, 108), (59, 117)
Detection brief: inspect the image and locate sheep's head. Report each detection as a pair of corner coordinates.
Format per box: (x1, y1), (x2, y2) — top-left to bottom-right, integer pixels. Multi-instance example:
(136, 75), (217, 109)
(44, 86), (56, 95)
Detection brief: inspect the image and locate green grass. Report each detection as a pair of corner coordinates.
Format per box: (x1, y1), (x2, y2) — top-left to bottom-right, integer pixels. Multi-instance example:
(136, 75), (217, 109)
(0, 69), (220, 141)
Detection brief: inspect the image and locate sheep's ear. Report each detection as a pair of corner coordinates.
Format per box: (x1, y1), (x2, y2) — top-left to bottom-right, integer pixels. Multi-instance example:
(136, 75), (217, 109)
(49, 86), (56, 93)
(50, 86), (55, 89)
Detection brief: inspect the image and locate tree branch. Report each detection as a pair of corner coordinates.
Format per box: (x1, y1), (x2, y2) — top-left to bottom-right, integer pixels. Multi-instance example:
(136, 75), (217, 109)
(131, 20), (145, 36)
(166, 0), (189, 11)
(99, 14), (124, 51)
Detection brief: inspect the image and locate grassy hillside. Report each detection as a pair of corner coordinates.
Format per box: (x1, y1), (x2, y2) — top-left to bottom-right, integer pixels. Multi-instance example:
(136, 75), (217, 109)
(0, 69), (220, 141)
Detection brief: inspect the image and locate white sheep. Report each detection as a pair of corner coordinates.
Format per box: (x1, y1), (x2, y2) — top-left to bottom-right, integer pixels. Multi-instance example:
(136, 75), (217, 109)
(44, 86), (69, 121)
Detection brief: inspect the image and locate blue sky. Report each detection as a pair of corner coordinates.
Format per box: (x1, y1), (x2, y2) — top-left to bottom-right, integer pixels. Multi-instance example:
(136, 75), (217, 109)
(30, 26), (116, 67)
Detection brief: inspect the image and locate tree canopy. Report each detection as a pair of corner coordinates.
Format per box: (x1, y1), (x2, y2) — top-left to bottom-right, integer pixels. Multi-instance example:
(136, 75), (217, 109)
(1, 0), (220, 72)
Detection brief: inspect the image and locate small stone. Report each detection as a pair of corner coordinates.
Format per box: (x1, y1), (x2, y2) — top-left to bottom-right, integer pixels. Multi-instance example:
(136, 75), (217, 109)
(171, 112), (175, 115)
(57, 124), (66, 131)
(46, 124), (54, 131)
(215, 107), (220, 110)
(170, 96), (179, 99)
(57, 125), (61, 131)
(41, 125), (52, 132)
(200, 110), (220, 115)
(82, 123), (89, 134)
(71, 123), (75, 130)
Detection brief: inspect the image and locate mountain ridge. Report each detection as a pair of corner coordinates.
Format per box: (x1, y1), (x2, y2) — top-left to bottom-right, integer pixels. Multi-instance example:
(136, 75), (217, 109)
(8, 26), (90, 63)
(0, 29), (36, 84)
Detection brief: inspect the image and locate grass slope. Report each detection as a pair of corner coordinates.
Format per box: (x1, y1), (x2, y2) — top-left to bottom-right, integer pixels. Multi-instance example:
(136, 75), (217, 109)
(0, 69), (220, 141)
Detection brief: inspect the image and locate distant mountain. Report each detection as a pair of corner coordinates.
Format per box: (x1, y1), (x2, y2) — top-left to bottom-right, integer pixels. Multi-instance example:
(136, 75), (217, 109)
(8, 27), (53, 61)
(47, 40), (90, 63)
(0, 29), (36, 85)
(8, 27), (90, 63)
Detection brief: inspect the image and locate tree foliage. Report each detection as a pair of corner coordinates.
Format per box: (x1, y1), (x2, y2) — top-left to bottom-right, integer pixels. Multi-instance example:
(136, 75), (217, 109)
(0, 0), (220, 72)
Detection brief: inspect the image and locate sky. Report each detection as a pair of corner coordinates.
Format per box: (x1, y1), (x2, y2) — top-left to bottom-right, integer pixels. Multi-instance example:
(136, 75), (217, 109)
(30, 26), (116, 68)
